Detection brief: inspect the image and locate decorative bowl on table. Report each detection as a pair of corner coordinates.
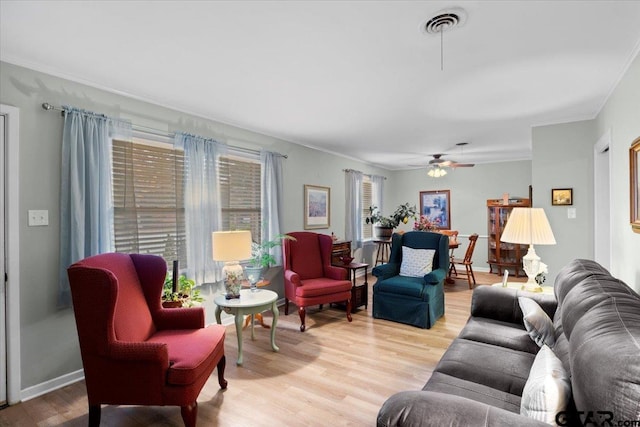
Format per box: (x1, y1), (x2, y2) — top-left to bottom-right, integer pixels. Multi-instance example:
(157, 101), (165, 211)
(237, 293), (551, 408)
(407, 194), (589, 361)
(340, 256), (354, 266)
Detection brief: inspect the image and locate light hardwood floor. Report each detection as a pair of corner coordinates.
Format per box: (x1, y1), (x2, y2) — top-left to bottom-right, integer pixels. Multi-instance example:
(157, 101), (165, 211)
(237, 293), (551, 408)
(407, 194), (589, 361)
(0, 271), (519, 427)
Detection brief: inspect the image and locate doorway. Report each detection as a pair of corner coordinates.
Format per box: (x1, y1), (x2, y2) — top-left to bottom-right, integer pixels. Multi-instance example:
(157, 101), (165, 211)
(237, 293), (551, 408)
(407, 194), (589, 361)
(594, 130), (612, 270)
(0, 104), (20, 406)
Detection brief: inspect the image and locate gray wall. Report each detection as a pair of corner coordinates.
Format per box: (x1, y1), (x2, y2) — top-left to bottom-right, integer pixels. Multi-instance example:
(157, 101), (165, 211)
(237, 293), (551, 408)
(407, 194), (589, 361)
(532, 120), (596, 284)
(595, 53), (640, 290)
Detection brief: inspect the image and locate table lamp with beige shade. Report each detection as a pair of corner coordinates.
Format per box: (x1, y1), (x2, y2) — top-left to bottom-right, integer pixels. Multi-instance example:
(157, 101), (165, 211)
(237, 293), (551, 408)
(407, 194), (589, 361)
(212, 230), (252, 299)
(500, 208), (556, 292)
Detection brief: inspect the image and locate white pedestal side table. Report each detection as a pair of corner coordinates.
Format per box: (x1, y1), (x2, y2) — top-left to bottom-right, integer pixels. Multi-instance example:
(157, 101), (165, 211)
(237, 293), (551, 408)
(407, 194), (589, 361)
(214, 289), (279, 366)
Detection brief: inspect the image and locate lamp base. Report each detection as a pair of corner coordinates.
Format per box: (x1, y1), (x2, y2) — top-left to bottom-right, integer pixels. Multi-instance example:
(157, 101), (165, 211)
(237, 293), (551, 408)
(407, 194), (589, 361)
(223, 261), (243, 299)
(522, 245), (544, 293)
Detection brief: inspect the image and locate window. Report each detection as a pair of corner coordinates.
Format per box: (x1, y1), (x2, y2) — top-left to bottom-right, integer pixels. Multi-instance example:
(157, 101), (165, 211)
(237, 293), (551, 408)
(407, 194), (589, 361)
(112, 138), (187, 266)
(362, 177), (373, 240)
(219, 155), (262, 243)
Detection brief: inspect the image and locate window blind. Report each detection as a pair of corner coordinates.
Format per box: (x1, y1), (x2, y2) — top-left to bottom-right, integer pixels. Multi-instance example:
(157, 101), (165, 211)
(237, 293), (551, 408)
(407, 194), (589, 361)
(112, 139), (187, 266)
(219, 155), (262, 243)
(362, 178), (373, 239)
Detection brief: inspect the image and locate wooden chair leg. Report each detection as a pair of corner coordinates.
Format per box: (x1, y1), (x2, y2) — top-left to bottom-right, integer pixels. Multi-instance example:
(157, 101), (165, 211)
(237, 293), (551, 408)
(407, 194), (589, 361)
(298, 306), (306, 332)
(284, 298), (289, 315)
(466, 265), (473, 289)
(217, 355), (228, 389)
(181, 401), (198, 427)
(469, 265), (476, 286)
(88, 404), (101, 427)
(346, 299), (353, 322)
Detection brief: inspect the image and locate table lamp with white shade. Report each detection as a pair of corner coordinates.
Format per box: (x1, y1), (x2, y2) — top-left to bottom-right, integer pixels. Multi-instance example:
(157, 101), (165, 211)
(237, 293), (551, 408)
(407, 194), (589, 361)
(212, 230), (252, 299)
(500, 207), (556, 292)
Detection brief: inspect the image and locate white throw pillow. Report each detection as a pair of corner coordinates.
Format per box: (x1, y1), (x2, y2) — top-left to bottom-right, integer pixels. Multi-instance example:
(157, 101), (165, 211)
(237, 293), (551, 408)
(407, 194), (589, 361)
(399, 246), (436, 277)
(521, 345), (572, 425)
(519, 296), (556, 348)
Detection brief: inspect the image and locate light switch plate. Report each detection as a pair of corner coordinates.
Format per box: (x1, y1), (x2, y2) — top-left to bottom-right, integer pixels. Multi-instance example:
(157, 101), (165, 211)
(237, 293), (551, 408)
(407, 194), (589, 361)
(28, 210), (49, 226)
(567, 208), (576, 219)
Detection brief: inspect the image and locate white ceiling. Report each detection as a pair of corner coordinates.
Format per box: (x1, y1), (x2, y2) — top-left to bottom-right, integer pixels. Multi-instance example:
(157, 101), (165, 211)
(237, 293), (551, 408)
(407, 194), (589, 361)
(2, 1), (640, 170)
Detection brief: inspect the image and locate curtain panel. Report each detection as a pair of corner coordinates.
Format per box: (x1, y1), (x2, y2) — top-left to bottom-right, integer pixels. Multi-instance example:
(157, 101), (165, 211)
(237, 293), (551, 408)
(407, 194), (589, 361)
(58, 107), (131, 307)
(261, 150), (285, 265)
(175, 132), (227, 285)
(345, 170), (364, 250)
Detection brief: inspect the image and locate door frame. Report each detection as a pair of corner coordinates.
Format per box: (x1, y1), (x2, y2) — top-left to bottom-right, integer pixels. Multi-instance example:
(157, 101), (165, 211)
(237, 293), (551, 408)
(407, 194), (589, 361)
(1, 104), (21, 404)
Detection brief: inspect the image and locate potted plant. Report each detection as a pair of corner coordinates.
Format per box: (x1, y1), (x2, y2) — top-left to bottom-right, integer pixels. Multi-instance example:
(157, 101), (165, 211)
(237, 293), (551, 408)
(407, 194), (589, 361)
(244, 233), (296, 290)
(162, 274), (204, 308)
(366, 203), (417, 240)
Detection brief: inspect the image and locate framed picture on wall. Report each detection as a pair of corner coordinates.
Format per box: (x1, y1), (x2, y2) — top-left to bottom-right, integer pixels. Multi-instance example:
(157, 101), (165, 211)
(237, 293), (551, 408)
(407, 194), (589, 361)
(630, 136), (640, 233)
(419, 190), (451, 230)
(304, 185), (330, 229)
(551, 188), (573, 206)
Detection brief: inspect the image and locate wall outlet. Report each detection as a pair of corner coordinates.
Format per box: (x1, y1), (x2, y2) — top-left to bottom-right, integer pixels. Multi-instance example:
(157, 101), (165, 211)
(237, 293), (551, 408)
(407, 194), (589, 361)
(28, 210), (49, 226)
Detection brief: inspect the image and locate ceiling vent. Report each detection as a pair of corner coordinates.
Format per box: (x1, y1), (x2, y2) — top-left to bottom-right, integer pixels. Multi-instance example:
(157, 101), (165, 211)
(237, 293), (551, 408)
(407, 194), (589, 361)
(422, 7), (467, 34)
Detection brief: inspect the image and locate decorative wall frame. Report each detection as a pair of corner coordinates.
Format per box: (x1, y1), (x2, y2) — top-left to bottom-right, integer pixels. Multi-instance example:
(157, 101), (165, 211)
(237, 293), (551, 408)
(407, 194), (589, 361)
(551, 188), (573, 206)
(419, 190), (451, 230)
(304, 185), (330, 230)
(630, 137), (640, 233)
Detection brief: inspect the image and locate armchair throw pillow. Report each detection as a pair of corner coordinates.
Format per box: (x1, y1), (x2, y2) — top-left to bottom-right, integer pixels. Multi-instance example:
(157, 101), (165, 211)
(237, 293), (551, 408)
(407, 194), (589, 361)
(520, 345), (572, 425)
(399, 247), (435, 278)
(519, 296), (556, 348)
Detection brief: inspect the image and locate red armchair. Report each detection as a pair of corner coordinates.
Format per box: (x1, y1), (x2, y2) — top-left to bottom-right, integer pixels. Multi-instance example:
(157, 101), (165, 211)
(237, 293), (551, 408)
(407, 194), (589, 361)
(67, 253), (227, 427)
(282, 232), (353, 331)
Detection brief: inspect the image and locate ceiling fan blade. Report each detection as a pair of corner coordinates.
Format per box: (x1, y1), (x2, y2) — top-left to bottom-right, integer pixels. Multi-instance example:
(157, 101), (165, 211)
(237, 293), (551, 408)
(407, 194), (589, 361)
(440, 160), (453, 167)
(449, 163), (475, 168)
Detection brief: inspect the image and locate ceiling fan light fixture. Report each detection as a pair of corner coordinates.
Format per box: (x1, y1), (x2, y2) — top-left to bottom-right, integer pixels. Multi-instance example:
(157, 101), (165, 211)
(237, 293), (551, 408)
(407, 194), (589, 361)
(428, 166), (447, 178)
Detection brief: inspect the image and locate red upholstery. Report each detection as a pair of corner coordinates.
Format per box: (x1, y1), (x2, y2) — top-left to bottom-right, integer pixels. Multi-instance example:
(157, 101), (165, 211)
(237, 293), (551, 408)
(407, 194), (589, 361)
(67, 252), (227, 427)
(282, 232), (353, 331)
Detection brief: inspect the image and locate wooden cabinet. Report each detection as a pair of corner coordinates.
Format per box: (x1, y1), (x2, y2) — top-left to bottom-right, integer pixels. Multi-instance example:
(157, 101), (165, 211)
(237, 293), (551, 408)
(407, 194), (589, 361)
(487, 198), (530, 277)
(331, 240), (351, 265)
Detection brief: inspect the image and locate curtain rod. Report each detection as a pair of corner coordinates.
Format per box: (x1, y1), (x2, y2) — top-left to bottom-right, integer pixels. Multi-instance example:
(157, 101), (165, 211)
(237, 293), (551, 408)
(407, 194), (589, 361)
(343, 168), (387, 180)
(41, 102), (288, 159)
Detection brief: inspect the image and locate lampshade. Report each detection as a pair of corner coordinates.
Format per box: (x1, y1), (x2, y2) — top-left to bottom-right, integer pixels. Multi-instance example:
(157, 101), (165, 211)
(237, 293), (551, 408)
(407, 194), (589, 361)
(211, 230), (252, 261)
(500, 208), (556, 245)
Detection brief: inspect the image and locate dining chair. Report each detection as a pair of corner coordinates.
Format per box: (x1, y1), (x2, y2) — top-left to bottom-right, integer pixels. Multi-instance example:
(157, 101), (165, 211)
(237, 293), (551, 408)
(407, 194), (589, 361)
(450, 233), (479, 289)
(439, 230), (459, 276)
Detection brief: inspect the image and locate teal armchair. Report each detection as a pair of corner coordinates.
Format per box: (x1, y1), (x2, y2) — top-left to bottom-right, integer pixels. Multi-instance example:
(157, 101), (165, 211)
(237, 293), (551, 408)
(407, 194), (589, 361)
(372, 231), (449, 328)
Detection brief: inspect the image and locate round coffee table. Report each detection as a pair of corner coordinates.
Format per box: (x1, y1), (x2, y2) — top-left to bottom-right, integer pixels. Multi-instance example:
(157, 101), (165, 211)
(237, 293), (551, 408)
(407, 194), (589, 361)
(214, 289), (279, 366)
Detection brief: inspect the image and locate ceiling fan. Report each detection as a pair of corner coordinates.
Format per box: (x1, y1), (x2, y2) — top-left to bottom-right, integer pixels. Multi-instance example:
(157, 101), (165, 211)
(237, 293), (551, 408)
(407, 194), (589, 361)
(428, 153), (475, 168)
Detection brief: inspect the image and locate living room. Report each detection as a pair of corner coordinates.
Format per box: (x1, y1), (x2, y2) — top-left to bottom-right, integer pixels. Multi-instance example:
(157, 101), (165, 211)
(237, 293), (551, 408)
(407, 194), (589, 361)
(1, 1), (639, 426)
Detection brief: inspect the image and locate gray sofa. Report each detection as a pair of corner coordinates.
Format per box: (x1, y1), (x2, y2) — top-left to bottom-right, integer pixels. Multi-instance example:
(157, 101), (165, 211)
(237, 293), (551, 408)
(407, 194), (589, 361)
(377, 259), (640, 426)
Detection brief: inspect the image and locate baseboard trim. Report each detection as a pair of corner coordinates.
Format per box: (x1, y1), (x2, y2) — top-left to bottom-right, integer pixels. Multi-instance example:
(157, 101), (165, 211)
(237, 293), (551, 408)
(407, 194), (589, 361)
(20, 369), (85, 402)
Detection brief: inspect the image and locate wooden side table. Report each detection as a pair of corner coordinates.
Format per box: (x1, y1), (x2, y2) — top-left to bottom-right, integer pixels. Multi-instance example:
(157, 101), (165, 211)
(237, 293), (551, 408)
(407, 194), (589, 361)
(374, 240), (391, 266)
(491, 282), (554, 295)
(334, 262), (369, 309)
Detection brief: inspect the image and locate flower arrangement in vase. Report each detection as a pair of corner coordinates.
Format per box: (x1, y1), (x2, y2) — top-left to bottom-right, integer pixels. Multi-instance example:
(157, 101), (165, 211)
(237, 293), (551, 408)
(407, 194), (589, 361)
(413, 215), (440, 232)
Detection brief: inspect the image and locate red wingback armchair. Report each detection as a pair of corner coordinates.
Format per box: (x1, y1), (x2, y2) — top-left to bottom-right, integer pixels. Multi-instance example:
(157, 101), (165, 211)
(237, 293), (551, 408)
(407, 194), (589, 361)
(67, 253), (227, 427)
(282, 232), (353, 332)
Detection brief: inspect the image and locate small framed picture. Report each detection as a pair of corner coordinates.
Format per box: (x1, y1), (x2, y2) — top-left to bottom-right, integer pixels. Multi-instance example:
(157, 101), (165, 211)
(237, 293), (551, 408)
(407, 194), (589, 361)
(304, 185), (330, 229)
(552, 188), (573, 206)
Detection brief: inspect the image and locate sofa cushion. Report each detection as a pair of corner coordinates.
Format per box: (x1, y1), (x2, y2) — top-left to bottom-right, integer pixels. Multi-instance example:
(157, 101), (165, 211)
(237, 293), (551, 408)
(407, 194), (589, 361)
(424, 371), (522, 413)
(147, 325), (226, 386)
(400, 247), (435, 277)
(458, 317), (539, 354)
(518, 297), (555, 348)
(568, 296), (640, 422)
(433, 338), (535, 396)
(520, 345), (571, 424)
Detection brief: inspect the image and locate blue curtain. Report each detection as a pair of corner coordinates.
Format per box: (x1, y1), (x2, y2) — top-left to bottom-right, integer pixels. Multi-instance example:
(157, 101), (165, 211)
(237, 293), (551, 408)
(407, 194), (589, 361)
(261, 150), (285, 265)
(58, 107), (131, 307)
(345, 170), (364, 250)
(175, 132), (226, 285)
